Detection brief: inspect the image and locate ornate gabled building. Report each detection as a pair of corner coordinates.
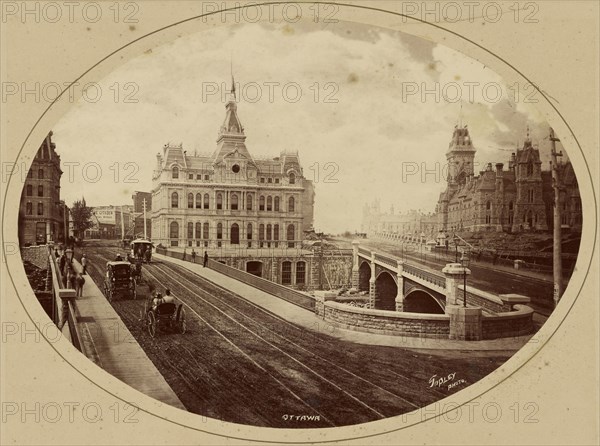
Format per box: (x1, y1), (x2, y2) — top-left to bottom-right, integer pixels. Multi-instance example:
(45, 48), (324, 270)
(151, 84), (315, 250)
(362, 125), (582, 239)
(436, 125), (580, 234)
(19, 131), (66, 245)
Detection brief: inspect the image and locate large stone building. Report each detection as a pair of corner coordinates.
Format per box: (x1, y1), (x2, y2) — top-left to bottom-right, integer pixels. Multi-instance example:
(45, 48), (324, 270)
(436, 125), (581, 233)
(19, 132), (67, 246)
(151, 85), (315, 250)
(362, 125), (582, 238)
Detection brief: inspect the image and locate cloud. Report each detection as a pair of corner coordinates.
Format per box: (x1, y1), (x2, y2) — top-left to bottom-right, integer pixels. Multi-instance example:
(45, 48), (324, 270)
(53, 21), (554, 233)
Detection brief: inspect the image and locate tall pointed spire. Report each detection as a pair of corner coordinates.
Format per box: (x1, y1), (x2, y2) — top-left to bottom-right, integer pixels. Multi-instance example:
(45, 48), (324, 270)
(230, 53), (236, 101)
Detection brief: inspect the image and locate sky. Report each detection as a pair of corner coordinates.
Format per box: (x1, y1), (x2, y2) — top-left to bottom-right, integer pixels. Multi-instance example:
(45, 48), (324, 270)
(51, 20), (557, 233)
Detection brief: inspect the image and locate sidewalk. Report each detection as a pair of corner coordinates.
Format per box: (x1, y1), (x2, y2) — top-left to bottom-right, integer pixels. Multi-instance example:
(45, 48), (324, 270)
(154, 253), (534, 352)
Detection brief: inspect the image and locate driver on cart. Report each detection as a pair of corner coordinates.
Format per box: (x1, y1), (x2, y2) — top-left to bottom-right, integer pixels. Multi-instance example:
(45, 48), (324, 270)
(151, 289), (175, 310)
(115, 253), (123, 261)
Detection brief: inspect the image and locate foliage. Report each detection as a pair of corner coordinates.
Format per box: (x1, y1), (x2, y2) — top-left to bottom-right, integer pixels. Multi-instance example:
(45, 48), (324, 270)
(71, 197), (94, 239)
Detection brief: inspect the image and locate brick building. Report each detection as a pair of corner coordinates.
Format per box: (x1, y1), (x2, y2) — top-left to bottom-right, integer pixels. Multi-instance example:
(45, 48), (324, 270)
(19, 132), (66, 246)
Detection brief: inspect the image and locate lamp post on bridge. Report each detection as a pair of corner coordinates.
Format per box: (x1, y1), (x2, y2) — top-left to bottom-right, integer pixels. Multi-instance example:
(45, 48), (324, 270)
(460, 249), (470, 307)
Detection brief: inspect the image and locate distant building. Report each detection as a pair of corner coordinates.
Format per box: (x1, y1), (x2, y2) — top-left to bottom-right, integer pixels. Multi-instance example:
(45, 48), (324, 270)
(90, 205), (132, 239)
(19, 132), (66, 246)
(362, 125), (582, 238)
(131, 191), (152, 239)
(151, 82), (315, 249)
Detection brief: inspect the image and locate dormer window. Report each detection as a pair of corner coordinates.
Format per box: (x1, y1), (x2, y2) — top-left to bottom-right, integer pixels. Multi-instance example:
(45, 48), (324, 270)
(172, 167), (179, 179)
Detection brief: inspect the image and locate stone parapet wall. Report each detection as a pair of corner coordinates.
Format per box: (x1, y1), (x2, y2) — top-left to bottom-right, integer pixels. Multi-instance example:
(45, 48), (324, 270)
(481, 305), (535, 339)
(20, 244), (50, 269)
(457, 285), (511, 313)
(322, 301), (450, 338)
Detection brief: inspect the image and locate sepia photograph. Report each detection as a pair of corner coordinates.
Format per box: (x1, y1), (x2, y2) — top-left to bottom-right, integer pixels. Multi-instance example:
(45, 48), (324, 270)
(2, 1), (598, 444)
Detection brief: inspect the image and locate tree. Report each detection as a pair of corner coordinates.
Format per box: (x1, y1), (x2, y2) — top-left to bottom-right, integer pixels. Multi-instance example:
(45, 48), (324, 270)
(71, 197), (93, 240)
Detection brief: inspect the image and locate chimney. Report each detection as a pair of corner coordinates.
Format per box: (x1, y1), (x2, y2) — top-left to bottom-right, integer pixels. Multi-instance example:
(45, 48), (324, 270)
(495, 163), (504, 176)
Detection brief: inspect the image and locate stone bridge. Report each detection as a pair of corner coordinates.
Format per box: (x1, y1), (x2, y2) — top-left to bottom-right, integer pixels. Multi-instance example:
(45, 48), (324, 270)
(351, 242), (522, 316)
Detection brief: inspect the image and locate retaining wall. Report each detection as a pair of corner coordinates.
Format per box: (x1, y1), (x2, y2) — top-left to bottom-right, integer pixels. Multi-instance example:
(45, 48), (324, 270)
(481, 305), (535, 339)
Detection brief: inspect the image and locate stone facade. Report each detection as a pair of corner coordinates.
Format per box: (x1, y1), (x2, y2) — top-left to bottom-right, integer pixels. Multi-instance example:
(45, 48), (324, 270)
(151, 85), (315, 249)
(362, 125), (582, 237)
(19, 132), (66, 246)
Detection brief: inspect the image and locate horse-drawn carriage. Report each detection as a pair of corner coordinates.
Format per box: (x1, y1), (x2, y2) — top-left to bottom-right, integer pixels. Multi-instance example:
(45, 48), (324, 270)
(104, 261), (136, 301)
(130, 239), (153, 264)
(141, 294), (186, 338)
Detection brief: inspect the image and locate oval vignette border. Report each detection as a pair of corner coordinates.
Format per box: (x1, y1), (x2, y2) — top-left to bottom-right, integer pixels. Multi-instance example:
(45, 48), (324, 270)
(1, 2), (597, 444)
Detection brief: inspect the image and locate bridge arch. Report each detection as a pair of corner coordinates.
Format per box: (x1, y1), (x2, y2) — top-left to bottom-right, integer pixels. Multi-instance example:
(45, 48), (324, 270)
(374, 271), (397, 311)
(403, 289), (445, 314)
(358, 260), (371, 292)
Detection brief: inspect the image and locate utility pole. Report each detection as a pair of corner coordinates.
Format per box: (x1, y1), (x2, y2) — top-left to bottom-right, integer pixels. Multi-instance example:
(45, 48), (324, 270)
(549, 127), (563, 307)
(143, 198), (147, 239)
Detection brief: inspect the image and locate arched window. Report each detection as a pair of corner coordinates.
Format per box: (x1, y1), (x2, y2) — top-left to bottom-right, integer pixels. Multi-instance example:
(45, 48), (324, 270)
(231, 194), (239, 210)
(203, 222), (209, 239)
(171, 192), (178, 208)
(486, 201), (491, 210)
(169, 221), (179, 238)
(26, 185), (32, 196)
(216, 193), (223, 210)
(266, 224), (272, 240)
(38, 169), (44, 179)
(289, 172), (295, 184)
(187, 222), (193, 239)
(527, 162), (533, 176)
(287, 224), (295, 248)
(288, 196), (295, 212)
(259, 196), (265, 211)
(267, 196), (272, 211)
(485, 215), (491, 224)
(296, 261), (306, 285)
(26, 202), (32, 215)
(172, 166), (179, 179)
(216, 223), (223, 239)
(195, 222), (201, 239)
(274, 196), (280, 212)
(282, 261), (292, 285)
(247, 223), (253, 240)
(231, 223), (240, 244)
(204, 193), (209, 209)
(196, 193), (202, 209)
(187, 193), (194, 208)
(38, 185), (43, 197)
(259, 224), (265, 241)
(246, 193), (253, 210)
(273, 224), (280, 241)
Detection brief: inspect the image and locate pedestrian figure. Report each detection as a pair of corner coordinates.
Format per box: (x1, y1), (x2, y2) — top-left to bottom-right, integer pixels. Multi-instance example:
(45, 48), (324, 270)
(203, 250), (208, 267)
(75, 273), (85, 297)
(54, 248), (59, 258)
(81, 253), (88, 275)
(191, 249), (196, 263)
(67, 266), (76, 290)
(182, 248), (187, 261)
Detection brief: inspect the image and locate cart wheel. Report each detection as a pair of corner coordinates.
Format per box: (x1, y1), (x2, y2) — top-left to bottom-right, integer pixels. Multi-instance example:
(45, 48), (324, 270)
(176, 306), (186, 334)
(139, 308), (146, 329)
(147, 312), (157, 338)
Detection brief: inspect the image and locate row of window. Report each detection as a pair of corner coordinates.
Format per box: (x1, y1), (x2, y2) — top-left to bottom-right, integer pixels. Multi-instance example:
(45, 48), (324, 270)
(27, 169), (45, 179)
(173, 192), (296, 212)
(25, 202), (44, 216)
(25, 185), (45, 197)
(172, 167), (297, 185)
(169, 221), (296, 247)
(281, 260), (305, 285)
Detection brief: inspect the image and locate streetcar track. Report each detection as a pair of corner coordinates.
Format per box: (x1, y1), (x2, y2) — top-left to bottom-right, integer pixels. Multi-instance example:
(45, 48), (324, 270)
(142, 266), (338, 425)
(154, 260), (423, 410)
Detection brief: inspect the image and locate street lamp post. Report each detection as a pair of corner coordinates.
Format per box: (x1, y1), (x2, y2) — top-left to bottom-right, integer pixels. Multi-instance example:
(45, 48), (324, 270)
(453, 234), (459, 262)
(460, 250), (470, 307)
